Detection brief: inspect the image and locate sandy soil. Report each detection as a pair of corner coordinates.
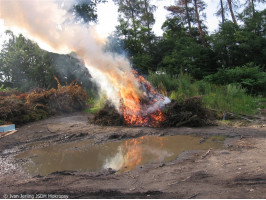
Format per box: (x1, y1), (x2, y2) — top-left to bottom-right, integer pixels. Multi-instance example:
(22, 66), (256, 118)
(0, 112), (266, 198)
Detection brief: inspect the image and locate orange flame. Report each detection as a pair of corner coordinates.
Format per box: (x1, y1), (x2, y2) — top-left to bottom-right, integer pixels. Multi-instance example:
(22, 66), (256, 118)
(119, 70), (166, 127)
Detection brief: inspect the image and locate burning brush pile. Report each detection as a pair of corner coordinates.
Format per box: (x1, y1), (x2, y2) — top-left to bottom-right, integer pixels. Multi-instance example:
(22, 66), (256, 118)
(91, 72), (213, 128)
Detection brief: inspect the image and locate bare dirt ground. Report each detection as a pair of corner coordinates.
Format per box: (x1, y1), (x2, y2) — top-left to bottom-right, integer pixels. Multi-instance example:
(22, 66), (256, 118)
(0, 112), (266, 199)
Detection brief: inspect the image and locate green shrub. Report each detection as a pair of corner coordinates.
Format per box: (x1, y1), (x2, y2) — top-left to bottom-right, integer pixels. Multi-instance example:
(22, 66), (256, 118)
(202, 84), (259, 115)
(148, 70), (179, 91)
(204, 62), (266, 95)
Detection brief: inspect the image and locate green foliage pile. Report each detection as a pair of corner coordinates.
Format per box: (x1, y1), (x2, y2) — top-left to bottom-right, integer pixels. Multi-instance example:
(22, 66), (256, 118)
(0, 82), (88, 125)
(161, 96), (213, 127)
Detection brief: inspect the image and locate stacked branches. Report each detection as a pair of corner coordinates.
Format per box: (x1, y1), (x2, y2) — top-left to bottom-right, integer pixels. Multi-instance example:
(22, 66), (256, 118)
(161, 96), (214, 127)
(27, 78), (88, 113)
(0, 80), (88, 125)
(90, 101), (125, 126)
(91, 96), (214, 127)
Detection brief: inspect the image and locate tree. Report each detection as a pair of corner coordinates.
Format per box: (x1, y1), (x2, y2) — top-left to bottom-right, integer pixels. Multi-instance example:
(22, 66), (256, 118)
(211, 8), (266, 70)
(113, 0), (157, 72)
(227, 0), (238, 25)
(166, 0), (207, 46)
(157, 17), (216, 78)
(216, 0), (226, 24)
(166, 0), (194, 35)
(0, 32), (58, 90)
(192, 0), (206, 46)
(139, 0), (156, 50)
(72, 0), (107, 23)
(240, 0), (266, 34)
(0, 32), (96, 91)
(244, 0), (266, 18)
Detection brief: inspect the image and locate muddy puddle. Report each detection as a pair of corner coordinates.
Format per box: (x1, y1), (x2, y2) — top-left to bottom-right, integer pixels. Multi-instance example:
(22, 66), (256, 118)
(16, 135), (225, 176)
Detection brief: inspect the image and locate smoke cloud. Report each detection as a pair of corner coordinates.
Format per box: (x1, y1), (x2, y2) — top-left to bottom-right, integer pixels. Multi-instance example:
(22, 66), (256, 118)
(0, 0), (169, 118)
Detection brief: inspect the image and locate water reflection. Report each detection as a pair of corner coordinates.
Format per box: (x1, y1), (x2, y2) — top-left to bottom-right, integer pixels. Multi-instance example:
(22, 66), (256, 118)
(16, 135), (224, 176)
(104, 136), (171, 171)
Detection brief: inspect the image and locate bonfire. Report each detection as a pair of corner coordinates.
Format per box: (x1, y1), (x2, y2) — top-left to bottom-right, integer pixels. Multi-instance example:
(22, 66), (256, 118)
(91, 71), (213, 128)
(119, 70), (170, 127)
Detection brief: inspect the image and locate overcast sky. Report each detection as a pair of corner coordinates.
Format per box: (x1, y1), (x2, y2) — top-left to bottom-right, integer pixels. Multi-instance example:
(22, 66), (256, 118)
(0, 0), (265, 48)
(95, 0), (220, 38)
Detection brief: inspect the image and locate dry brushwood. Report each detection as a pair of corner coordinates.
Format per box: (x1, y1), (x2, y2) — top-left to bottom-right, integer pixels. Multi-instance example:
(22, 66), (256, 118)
(0, 79), (89, 125)
(0, 95), (48, 125)
(26, 80), (88, 113)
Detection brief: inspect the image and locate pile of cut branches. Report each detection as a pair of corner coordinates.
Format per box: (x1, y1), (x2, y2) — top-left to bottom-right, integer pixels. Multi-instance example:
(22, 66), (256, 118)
(27, 78), (88, 113)
(90, 96), (214, 127)
(0, 94), (48, 125)
(90, 101), (125, 126)
(160, 96), (214, 127)
(0, 79), (88, 125)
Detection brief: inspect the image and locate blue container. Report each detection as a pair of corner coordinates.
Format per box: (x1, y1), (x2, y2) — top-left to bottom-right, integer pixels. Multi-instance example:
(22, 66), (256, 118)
(0, 124), (15, 133)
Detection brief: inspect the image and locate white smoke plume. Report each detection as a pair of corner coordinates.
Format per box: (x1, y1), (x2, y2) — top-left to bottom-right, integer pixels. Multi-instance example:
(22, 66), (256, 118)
(0, 0), (169, 118)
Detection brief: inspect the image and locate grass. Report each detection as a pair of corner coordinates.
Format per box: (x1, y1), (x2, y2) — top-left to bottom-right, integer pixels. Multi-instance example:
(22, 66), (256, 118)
(148, 71), (263, 116)
(84, 93), (106, 114)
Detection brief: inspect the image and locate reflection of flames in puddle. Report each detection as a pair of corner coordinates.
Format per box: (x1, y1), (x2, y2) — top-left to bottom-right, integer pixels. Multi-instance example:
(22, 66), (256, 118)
(122, 137), (144, 171)
(104, 137), (170, 171)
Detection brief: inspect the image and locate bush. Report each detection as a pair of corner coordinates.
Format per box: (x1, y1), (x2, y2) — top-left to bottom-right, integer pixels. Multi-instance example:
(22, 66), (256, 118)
(202, 84), (259, 115)
(204, 63), (266, 95)
(148, 71), (179, 92)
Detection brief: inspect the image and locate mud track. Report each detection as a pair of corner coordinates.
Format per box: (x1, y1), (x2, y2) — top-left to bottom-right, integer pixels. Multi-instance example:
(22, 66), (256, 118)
(0, 113), (266, 198)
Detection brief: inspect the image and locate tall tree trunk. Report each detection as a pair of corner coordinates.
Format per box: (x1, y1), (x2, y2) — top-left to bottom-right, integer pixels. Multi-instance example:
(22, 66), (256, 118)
(184, 0), (192, 35)
(251, 0), (256, 33)
(193, 0), (205, 46)
(251, 0), (255, 17)
(227, 0), (238, 25)
(143, 0), (150, 34)
(125, 0), (137, 41)
(143, 0), (152, 49)
(220, 0), (225, 24)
